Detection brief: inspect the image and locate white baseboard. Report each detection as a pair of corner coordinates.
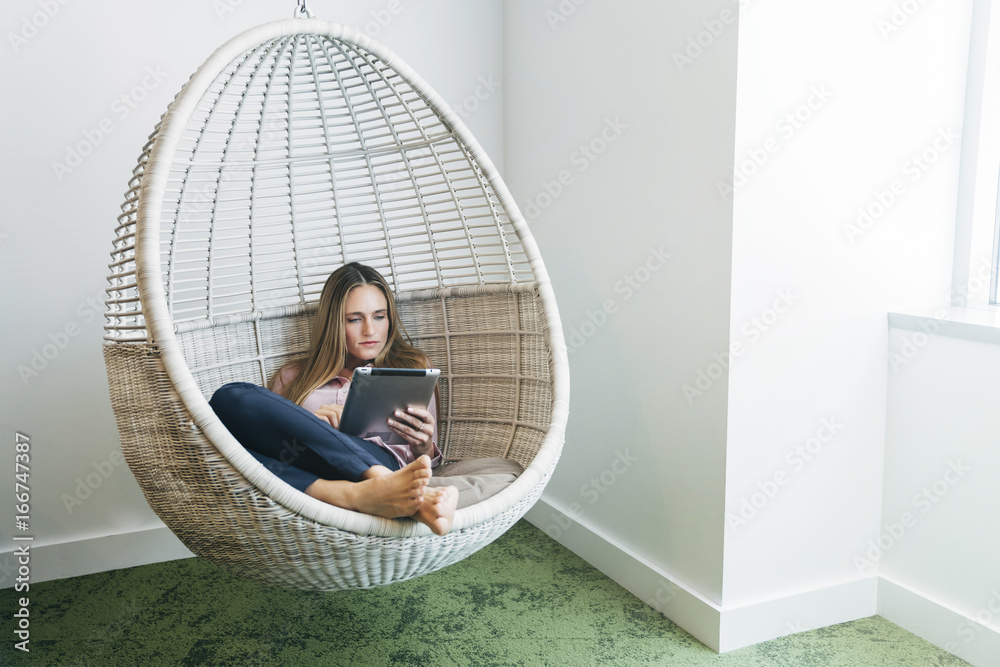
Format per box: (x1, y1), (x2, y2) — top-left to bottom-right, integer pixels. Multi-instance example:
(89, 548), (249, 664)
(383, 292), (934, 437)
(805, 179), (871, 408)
(525, 496), (878, 653)
(524, 496), (724, 649)
(878, 575), (1000, 667)
(718, 577), (877, 652)
(1, 525), (193, 589)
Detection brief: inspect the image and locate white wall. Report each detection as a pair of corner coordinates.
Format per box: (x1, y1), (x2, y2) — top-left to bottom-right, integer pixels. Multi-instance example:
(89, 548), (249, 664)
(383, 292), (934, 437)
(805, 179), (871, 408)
(724, 0), (972, 606)
(513, 0), (985, 656)
(881, 320), (1000, 667)
(505, 0), (738, 610)
(0, 0), (504, 587)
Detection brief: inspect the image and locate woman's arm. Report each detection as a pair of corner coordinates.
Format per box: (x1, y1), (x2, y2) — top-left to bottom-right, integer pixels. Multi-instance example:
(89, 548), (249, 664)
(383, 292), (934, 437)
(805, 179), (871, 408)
(313, 403), (344, 428)
(273, 363), (344, 427)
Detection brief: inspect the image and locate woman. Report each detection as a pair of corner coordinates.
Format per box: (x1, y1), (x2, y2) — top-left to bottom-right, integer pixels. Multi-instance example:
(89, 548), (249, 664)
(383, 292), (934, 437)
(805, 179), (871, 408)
(209, 263), (458, 535)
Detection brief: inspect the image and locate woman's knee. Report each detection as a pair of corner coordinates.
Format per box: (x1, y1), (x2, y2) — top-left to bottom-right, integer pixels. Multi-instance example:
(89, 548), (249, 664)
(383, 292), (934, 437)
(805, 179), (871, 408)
(209, 382), (264, 421)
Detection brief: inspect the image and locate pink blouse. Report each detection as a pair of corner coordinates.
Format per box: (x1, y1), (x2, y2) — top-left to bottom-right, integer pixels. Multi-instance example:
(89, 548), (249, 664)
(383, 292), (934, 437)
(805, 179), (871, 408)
(271, 365), (442, 469)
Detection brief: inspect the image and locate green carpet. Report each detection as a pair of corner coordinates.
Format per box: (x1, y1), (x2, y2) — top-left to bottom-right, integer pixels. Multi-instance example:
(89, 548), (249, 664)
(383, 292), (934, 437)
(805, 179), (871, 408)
(1, 521), (968, 666)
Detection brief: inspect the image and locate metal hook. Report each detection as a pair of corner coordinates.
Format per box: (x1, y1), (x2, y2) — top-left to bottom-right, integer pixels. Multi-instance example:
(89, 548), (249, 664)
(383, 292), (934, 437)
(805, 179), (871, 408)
(294, 0), (313, 18)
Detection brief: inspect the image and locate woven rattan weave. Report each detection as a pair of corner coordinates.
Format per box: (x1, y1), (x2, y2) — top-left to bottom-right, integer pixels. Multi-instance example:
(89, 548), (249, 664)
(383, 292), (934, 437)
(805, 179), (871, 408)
(102, 17), (568, 589)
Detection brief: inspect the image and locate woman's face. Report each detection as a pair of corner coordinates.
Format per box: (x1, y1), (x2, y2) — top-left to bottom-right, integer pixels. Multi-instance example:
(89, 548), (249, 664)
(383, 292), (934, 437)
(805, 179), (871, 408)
(342, 283), (390, 370)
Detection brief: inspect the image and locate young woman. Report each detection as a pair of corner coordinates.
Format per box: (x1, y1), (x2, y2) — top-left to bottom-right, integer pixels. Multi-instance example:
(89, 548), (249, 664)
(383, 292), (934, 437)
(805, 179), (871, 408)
(209, 263), (458, 535)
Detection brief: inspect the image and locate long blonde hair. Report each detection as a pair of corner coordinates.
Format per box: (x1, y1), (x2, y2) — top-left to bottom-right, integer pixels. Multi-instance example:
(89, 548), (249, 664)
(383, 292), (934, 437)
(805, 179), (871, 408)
(273, 263), (428, 406)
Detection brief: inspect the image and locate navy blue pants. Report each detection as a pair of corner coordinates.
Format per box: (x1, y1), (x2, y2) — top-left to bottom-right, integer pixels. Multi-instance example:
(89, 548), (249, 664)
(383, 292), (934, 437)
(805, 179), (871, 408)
(209, 382), (400, 492)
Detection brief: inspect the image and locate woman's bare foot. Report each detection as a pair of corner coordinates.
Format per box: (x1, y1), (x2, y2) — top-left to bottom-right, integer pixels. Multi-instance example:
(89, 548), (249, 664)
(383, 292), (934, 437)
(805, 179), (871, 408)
(306, 456), (432, 518)
(415, 485), (459, 535)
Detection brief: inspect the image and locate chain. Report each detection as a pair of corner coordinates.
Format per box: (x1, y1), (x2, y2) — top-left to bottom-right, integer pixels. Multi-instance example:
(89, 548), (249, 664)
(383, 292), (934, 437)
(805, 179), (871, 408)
(294, 0), (313, 18)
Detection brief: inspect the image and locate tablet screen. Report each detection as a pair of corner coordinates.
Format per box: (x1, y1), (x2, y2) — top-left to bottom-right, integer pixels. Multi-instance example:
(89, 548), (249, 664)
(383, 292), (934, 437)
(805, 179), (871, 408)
(338, 368), (440, 444)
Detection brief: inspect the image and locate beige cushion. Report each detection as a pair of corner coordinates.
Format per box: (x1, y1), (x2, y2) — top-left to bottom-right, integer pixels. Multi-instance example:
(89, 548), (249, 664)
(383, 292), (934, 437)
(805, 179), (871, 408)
(429, 458), (524, 509)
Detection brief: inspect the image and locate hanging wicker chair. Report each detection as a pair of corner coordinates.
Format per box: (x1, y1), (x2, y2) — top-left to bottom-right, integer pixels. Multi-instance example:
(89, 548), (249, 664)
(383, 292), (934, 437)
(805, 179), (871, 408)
(102, 15), (568, 590)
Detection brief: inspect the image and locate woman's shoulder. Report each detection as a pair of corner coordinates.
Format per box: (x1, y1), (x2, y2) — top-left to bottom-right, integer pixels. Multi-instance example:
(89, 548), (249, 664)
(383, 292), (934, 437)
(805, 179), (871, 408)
(269, 360), (304, 395)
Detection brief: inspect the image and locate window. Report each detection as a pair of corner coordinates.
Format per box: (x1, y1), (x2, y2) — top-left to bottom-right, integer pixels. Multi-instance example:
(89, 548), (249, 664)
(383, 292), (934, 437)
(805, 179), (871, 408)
(954, 0), (1000, 307)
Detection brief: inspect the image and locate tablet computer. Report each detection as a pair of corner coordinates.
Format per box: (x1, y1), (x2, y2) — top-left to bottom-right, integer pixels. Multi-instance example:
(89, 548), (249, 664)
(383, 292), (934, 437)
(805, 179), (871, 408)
(339, 367), (440, 444)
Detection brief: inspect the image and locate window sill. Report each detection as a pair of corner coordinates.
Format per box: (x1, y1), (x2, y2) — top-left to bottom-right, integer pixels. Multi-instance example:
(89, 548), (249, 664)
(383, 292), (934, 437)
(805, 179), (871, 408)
(888, 305), (1000, 346)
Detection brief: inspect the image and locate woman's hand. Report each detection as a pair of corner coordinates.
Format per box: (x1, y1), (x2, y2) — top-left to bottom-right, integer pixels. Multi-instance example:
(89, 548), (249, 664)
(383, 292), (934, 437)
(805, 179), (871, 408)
(313, 404), (344, 429)
(388, 406), (436, 457)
